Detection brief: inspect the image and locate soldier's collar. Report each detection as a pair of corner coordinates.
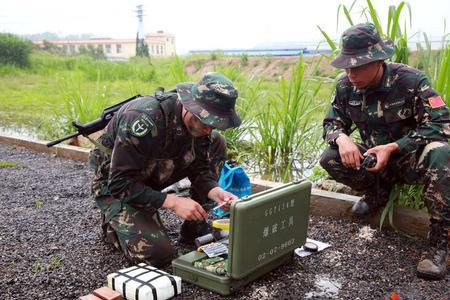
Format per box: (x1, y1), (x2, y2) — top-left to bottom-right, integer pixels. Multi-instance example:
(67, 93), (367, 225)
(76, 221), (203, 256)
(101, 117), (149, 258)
(376, 62), (392, 92)
(175, 100), (188, 136)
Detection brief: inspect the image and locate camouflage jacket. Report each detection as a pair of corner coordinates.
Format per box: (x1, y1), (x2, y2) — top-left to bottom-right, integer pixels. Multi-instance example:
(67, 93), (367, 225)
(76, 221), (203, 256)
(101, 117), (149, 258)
(323, 62), (450, 154)
(98, 93), (218, 212)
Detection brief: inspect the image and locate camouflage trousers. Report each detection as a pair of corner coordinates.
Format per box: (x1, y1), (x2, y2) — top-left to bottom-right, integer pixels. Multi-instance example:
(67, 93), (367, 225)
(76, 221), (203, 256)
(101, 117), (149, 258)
(90, 131), (227, 267)
(320, 141), (450, 241)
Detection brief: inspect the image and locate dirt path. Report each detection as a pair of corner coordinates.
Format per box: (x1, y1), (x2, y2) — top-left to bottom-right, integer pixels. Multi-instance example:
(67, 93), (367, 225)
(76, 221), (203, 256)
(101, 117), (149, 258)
(0, 143), (448, 299)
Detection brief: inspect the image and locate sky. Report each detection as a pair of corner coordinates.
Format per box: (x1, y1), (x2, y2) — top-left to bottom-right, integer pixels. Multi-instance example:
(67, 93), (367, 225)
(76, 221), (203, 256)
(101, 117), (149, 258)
(1, 0), (449, 54)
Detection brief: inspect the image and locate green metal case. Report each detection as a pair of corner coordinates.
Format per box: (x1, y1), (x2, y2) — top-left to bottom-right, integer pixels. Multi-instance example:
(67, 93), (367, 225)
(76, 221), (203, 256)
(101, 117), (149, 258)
(172, 180), (312, 295)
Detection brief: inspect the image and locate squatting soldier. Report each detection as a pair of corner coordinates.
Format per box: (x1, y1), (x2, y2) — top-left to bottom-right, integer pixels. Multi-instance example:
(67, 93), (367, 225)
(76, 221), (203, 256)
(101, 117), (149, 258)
(90, 72), (241, 267)
(320, 23), (450, 280)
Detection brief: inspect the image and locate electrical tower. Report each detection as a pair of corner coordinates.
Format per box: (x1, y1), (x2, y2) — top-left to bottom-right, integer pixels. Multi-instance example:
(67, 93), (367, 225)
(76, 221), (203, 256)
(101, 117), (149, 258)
(135, 4), (149, 57)
(136, 4), (145, 40)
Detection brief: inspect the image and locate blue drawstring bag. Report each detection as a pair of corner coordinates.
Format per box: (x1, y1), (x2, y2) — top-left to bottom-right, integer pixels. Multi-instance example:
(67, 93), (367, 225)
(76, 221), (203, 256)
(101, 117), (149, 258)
(214, 161), (252, 217)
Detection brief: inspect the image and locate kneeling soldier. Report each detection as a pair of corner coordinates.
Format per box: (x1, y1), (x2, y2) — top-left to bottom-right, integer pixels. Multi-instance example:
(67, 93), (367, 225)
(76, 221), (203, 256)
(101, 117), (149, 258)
(90, 72), (241, 267)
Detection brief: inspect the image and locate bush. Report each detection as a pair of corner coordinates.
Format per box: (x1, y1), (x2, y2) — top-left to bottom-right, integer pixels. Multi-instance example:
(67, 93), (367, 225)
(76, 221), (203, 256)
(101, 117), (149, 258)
(0, 33), (33, 67)
(240, 53), (249, 67)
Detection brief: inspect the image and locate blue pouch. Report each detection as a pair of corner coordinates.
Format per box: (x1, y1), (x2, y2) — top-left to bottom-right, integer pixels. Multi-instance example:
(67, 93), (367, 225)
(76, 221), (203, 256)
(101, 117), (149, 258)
(214, 162), (252, 217)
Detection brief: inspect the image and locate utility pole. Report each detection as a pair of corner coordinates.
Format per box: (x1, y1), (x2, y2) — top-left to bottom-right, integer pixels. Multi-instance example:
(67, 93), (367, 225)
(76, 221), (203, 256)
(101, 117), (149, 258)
(135, 4), (149, 57)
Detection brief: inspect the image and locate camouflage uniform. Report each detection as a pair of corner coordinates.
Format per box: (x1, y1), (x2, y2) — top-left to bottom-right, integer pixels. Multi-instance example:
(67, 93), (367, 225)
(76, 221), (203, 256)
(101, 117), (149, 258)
(90, 73), (241, 267)
(321, 61), (450, 228)
(320, 23), (449, 279)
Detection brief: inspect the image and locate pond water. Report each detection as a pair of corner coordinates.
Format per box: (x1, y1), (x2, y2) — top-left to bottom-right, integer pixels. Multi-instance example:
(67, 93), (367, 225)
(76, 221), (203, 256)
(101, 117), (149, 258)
(0, 124), (38, 140)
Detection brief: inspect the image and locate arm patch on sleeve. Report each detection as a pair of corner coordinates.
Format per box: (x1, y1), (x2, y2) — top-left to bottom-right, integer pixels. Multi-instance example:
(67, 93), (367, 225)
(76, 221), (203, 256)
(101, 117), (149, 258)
(130, 113), (155, 137)
(428, 96), (445, 108)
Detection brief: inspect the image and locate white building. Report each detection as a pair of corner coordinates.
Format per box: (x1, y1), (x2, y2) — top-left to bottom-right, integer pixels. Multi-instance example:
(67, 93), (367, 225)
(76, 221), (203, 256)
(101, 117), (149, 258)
(34, 31), (176, 60)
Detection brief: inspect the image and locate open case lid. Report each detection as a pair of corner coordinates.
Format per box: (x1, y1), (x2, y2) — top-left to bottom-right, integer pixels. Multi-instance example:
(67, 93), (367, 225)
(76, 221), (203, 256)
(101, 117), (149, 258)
(227, 180), (312, 279)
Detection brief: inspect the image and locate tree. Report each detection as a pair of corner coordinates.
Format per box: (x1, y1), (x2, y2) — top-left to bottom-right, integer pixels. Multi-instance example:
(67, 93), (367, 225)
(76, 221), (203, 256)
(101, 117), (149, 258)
(135, 33), (149, 57)
(0, 33), (33, 67)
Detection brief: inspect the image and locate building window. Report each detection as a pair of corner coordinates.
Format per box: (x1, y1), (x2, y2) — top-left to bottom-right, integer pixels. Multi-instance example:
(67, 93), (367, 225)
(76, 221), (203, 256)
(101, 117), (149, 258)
(156, 45), (159, 55)
(151, 45), (154, 54)
(116, 44), (122, 53)
(105, 44), (111, 54)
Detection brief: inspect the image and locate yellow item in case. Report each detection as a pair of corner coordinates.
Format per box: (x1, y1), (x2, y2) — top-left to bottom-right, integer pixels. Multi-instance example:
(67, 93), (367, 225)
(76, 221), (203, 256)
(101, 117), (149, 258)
(212, 218), (230, 231)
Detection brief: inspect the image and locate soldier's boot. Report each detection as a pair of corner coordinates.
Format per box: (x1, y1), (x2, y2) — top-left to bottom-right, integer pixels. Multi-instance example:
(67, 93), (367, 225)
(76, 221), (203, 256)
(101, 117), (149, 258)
(352, 185), (391, 216)
(178, 220), (212, 246)
(417, 222), (449, 280)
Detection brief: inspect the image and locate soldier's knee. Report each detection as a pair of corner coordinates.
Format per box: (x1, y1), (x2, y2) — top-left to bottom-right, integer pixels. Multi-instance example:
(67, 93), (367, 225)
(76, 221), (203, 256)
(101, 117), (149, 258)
(125, 240), (175, 268)
(319, 146), (340, 171)
(419, 142), (450, 169)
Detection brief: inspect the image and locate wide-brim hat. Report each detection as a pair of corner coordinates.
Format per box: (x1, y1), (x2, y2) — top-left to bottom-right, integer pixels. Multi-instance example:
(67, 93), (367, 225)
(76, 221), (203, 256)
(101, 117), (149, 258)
(177, 72), (242, 130)
(331, 22), (395, 69)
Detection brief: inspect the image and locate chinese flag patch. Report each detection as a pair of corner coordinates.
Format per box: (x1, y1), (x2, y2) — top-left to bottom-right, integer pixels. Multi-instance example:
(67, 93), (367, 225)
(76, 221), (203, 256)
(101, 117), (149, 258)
(428, 96), (445, 108)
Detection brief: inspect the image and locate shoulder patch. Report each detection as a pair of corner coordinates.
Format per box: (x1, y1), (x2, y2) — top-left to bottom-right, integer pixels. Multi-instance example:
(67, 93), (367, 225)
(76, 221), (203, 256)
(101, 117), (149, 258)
(130, 113), (155, 137)
(428, 96), (445, 109)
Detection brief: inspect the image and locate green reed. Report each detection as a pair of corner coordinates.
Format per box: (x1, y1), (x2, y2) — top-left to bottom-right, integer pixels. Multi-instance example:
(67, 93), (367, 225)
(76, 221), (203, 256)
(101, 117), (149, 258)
(251, 56), (325, 182)
(319, 0), (411, 65)
(39, 72), (111, 140)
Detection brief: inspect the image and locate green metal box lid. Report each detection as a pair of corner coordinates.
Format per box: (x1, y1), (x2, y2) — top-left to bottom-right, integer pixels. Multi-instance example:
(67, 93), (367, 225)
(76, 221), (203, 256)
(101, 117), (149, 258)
(227, 180), (311, 279)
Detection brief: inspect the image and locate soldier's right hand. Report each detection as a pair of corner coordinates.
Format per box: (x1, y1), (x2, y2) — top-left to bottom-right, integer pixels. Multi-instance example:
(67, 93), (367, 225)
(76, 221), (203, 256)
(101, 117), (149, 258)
(162, 194), (208, 221)
(335, 134), (364, 170)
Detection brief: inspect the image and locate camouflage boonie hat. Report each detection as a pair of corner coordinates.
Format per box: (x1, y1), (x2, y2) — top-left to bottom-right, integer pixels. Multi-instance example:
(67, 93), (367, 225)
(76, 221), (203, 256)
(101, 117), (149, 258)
(176, 72), (242, 130)
(331, 22), (395, 69)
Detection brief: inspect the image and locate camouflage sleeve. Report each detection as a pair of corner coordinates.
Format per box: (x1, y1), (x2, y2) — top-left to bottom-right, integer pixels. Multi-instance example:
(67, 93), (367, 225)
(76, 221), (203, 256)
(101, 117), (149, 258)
(323, 88), (353, 145)
(108, 111), (166, 212)
(187, 136), (219, 198)
(395, 75), (450, 154)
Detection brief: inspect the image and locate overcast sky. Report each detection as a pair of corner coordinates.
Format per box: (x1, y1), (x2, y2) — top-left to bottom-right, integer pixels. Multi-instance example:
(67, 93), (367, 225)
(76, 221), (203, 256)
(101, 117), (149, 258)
(1, 0), (449, 54)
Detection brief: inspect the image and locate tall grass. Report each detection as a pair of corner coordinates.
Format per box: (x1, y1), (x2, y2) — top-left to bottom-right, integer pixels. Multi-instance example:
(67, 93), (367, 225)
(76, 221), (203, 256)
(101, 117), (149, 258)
(29, 52), (156, 82)
(319, 0), (411, 65)
(435, 46), (450, 103)
(416, 33), (450, 103)
(251, 56), (325, 182)
(0, 33), (33, 67)
(39, 72), (111, 140)
(1, 49), (331, 181)
(169, 55), (189, 82)
(221, 75), (262, 162)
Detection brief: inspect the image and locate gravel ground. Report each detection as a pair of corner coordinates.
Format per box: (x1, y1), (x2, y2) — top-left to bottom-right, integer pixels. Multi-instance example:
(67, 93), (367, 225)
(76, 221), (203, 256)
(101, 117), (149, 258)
(0, 143), (449, 299)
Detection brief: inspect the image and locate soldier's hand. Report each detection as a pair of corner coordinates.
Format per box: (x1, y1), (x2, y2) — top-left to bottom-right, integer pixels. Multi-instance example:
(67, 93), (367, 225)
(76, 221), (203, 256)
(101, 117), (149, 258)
(162, 194), (207, 221)
(365, 143), (399, 173)
(208, 187), (237, 211)
(336, 134), (364, 170)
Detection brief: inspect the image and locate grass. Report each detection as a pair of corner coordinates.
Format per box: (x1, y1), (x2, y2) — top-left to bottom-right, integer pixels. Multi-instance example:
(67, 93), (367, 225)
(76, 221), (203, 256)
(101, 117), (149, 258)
(251, 56), (326, 181)
(47, 256), (63, 270)
(0, 51), (332, 182)
(1, 3), (448, 190)
(320, 0), (411, 65)
(33, 259), (42, 275)
(34, 199), (44, 209)
(33, 256), (63, 275)
(0, 160), (18, 168)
